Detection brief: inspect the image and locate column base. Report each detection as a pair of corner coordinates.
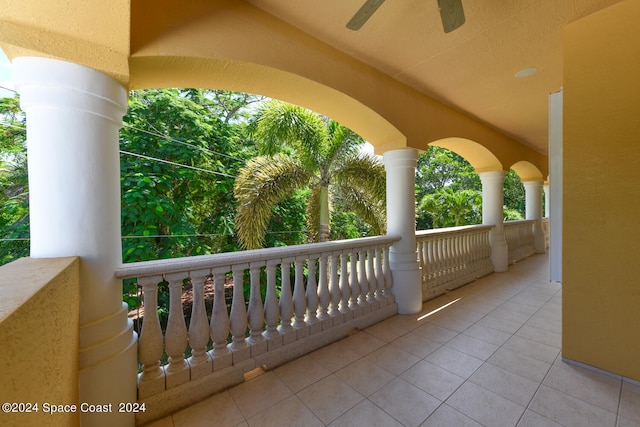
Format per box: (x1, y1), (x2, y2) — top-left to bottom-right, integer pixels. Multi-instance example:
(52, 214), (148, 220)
(390, 260), (422, 314)
(490, 239), (509, 272)
(79, 302), (138, 427)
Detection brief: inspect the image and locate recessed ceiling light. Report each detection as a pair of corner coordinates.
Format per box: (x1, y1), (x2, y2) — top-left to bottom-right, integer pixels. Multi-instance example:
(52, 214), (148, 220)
(515, 67), (538, 78)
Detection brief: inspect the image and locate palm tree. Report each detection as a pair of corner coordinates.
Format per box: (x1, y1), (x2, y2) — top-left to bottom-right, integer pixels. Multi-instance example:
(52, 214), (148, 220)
(419, 187), (481, 228)
(234, 100), (386, 249)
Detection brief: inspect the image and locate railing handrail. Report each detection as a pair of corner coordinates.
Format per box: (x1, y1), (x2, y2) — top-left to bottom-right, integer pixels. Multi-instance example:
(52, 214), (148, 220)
(503, 219), (536, 226)
(116, 235), (401, 279)
(415, 223), (494, 237)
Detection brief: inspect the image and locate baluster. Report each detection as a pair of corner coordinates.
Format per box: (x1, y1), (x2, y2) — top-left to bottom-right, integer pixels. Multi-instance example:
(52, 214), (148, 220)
(187, 270), (212, 378)
(317, 254), (330, 323)
(164, 273), (189, 388)
(461, 232), (470, 279)
(358, 248), (368, 308)
(292, 258), (308, 337)
(374, 247), (385, 301)
(426, 237), (435, 285)
(210, 268), (232, 370)
(416, 239), (424, 273)
(263, 261), (282, 349)
(366, 248), (376, 304)
(453, 233), (461, 284)
(228, 265), (250, 363)
(278, 259), (295, 344)
(420, 239), (428, 283)
(447, 236), (455, 281)
(137, 275), (165, 398)
(348, 249), (360, 311)
(329, 254), (341, 319)
(247, 262), (267, 356)
(383, 245), (394, 301)
(434, 237), (443, 288)
(339, 253), (351, 315)
(306, 256), (320, 333)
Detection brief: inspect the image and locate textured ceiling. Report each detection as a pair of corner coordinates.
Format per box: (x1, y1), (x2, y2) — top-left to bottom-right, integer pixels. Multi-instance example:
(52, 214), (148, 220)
(245, 0), (622, 154)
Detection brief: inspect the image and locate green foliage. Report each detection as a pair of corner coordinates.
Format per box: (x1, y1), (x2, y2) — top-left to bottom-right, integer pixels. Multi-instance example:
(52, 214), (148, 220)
(504, 169), (526, 217)
(0, 96), (29, 265)
(419, 187), (482, 228)
(416, 146), (526, 229)
(120, 89), (254, 262)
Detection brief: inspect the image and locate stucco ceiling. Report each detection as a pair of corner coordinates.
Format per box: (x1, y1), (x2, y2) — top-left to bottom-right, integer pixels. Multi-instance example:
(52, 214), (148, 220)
(245, 0), (622, 154)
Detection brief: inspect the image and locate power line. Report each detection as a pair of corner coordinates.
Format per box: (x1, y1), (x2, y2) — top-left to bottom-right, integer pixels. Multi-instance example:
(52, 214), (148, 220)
(121, 123), (245, 163)
(0, 85), (17, 94)
(0, 121), (239, 178)
(2, 230), (308, 242)
(120, 150), (236, 178)
(1, 87), (247, 163)
(0, 121), (25, 131)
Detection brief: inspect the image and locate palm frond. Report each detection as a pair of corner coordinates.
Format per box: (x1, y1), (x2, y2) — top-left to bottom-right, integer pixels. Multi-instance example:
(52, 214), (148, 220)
(331, 153), (387, 234)
(324, 123), (363, 172)
(332, 153), (386, 204)
(247, 100), (327, 171)
(332, 186), (386, 235)
(234, 154), (312, 249)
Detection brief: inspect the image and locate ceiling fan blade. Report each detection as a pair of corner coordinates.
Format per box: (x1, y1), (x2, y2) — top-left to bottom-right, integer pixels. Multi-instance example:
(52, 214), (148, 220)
(438, 0), (465, 33)
(347, 0), (386, 31)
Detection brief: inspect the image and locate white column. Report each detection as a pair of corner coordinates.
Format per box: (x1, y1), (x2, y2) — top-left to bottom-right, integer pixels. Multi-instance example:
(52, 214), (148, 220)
(14, 58), (137, 427)
(479, 170), (508, 272)
(543, 182), (550, 217)
(524, 180), (546, 253)
(383, 148), (422, 314)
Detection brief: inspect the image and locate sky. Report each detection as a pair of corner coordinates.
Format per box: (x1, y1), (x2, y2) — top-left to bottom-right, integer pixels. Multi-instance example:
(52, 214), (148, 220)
(0, 48), (14, 97)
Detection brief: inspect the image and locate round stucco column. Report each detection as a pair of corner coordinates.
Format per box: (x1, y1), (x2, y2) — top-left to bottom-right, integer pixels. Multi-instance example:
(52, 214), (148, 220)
(383, 148), (422, 314)
(524, 180), (546, 254)
(479, 170), (509, 272)
(14, 58), (137, 427)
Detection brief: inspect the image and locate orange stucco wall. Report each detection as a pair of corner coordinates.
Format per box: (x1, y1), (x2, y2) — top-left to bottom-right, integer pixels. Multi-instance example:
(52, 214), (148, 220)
(563, 0), (640, 381)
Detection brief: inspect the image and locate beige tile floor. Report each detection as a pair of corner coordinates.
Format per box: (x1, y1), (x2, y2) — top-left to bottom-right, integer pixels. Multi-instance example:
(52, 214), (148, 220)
(146, 254), (640, 427)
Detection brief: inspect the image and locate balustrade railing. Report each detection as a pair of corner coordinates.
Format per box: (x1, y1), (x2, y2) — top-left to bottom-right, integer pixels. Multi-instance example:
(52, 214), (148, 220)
(542, 217), (550, 250)
(116, 235), (399, 403)
(416, 225), (494, 301)
(504, 219), (536, 263)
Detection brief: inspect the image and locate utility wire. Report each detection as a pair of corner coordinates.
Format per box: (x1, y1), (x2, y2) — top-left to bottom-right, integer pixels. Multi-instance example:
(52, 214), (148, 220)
(0, 121), (239, 178)
(0, 121), (25, 131)
(122, 123), (245, 163)
(2, 230), (308, 242)
(120, 150), (236, 178)
(1, 85), (247, 164)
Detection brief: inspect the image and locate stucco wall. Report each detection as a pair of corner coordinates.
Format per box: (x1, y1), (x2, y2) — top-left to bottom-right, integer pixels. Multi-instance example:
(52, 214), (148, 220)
(0, 257), (80, 427)
(562, 0), (640, 381)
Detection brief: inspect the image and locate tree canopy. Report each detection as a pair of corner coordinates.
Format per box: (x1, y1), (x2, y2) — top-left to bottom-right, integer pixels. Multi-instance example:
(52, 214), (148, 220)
(416, 146), (525, 229)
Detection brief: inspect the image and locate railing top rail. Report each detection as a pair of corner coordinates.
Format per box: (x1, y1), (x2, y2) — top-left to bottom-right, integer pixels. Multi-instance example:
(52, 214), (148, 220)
(116, 235), (400, 279)
(503, 219), (536, 226)
(415, 224), (494, 237)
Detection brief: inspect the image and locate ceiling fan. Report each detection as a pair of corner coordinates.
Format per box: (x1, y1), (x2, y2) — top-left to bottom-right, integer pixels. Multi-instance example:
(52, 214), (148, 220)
(346, 0), (465, 33)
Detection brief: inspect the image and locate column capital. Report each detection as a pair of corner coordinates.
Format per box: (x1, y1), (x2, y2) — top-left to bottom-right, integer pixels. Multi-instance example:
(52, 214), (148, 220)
(478, 169), (506, 183)
(14, 57), (127, 124)
(383, 147), (418, 167)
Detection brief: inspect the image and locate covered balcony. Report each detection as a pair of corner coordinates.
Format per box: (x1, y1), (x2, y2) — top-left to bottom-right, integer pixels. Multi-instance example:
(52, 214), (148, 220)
(1, 1), (640, 427)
